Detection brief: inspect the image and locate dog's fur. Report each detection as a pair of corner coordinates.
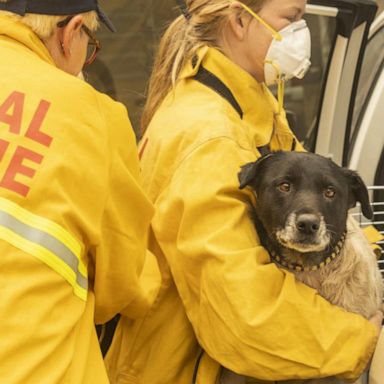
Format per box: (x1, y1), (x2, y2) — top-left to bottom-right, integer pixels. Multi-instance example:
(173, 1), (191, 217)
(223, 151), (383, 384)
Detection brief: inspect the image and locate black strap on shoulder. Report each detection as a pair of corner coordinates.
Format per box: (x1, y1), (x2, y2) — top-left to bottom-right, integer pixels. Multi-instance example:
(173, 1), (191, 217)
(191, 349), (205, 384)
(194, 66), (243, 119)
(257, 144), (271, 156)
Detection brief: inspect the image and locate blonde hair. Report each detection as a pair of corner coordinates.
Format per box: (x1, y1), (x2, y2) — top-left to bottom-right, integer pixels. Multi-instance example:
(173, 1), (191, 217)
(141, 0), (265, 132)
(0, 0), (98, 38)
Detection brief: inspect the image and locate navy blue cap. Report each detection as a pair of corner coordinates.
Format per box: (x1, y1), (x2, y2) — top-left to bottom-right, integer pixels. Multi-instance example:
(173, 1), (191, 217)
(0, 0), (116, 32)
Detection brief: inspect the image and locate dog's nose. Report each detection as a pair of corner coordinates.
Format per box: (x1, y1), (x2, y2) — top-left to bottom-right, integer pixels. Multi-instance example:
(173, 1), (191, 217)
(296, 214), (320, 235)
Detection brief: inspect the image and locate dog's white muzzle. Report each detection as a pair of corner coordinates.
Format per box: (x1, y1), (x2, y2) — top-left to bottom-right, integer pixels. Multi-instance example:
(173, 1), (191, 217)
(276, 213), (331, 253)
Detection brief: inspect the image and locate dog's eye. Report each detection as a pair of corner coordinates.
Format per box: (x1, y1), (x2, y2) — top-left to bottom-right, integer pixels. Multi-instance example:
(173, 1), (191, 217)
(278, 182), (291, 193)
(324, 187), (336, 199)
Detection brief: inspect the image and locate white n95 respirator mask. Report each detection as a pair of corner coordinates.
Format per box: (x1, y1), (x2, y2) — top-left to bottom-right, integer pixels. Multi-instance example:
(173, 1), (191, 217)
(264, 19), (312, 86)
(233, 1), (312, 86)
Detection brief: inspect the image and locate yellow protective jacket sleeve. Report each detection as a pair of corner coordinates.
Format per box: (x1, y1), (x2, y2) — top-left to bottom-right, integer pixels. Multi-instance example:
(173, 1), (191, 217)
(105, 46), (378, 384)
(0, 15), (153, 383)
(91, 100), (154, 324)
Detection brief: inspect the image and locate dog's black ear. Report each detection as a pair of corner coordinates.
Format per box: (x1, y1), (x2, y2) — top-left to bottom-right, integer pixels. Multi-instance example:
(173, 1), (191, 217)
(343, 168), (373, 219)
(238, 153), (276, 190)
(238, 162), (258, 189)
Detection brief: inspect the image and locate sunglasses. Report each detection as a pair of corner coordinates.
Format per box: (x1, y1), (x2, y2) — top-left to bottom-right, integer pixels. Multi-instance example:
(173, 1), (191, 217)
(57, 16), (101, 67)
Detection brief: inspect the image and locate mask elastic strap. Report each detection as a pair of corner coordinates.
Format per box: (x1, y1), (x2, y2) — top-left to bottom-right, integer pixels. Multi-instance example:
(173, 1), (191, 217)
(277, 78), (285, 114)
(230, 0), (282, 41)
(265, 60), (285, 114)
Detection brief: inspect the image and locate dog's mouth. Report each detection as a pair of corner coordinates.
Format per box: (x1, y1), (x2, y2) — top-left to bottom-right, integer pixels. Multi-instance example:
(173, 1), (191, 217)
(275, 213), (331, 253)
(276, 236), (329, 253)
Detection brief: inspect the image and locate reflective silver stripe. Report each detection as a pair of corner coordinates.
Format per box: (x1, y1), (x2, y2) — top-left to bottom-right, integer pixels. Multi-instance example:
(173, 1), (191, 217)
(0, 210), (87, 290)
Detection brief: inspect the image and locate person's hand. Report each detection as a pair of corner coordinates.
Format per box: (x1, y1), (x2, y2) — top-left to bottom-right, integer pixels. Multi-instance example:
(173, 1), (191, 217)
(369, 311), (383, 334)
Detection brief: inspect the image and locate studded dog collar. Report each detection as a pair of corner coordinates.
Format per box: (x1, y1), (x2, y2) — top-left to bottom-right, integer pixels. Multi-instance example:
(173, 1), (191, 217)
(270, 231), (347, 272)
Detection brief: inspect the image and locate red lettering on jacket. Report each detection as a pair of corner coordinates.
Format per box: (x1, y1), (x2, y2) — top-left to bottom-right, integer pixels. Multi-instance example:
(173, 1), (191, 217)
(0, 91), (25, 134)
(0, 139), (10, 161)
(25, 100), (53, 147)
(0, 146), (43, 197)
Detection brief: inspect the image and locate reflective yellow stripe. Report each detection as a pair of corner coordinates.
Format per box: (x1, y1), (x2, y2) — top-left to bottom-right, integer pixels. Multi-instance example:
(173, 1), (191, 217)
(0, 198), (86, 276)
(0, 198), (87, 301)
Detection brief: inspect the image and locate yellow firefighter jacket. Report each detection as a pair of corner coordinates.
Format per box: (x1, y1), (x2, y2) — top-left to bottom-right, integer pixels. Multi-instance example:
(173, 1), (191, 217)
(0, 15), (153, 384)
(105, 46), (378, 383)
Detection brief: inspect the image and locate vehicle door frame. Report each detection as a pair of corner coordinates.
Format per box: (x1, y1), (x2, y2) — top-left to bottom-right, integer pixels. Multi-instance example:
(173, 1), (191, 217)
(306, 0), (377, 166)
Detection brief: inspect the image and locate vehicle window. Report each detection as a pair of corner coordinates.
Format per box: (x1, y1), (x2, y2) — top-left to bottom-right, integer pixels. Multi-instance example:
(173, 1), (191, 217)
(350, 26), (384, 151)
(281, 14), (336, 150)
(87, 3), (336, 144)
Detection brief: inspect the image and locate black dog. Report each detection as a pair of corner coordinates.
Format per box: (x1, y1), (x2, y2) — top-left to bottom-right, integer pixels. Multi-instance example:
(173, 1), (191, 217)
(238, 151), (373, 271)
(232, 151), (383, 384)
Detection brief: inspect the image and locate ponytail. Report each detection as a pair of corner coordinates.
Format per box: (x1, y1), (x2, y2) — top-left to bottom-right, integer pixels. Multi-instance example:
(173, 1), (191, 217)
(141, 16), (194, 132)
(141, 0), (266, 133)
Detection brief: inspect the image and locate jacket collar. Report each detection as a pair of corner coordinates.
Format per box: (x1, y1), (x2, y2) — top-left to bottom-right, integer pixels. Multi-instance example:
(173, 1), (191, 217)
(180, 46), (279, 127)
(0, 14), (55, 65)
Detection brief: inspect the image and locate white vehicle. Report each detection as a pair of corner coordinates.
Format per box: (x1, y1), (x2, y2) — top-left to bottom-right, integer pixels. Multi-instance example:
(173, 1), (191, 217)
(350, 9), (384, 187)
